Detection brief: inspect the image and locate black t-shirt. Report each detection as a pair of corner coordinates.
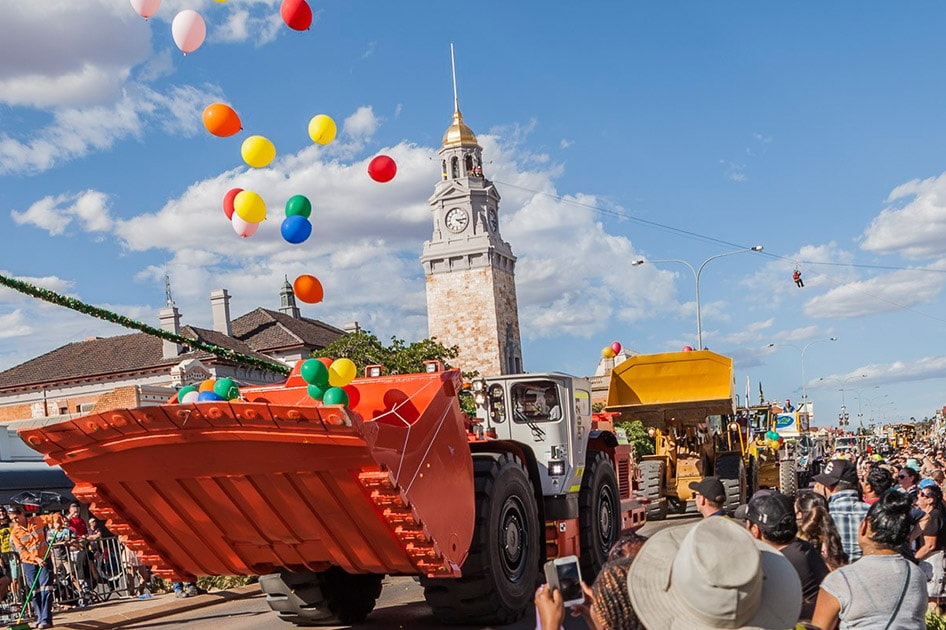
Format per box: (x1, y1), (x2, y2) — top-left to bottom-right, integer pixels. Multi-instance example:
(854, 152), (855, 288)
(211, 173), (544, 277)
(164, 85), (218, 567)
(922, 508), (946, 551)
(779, 538), (830, 621)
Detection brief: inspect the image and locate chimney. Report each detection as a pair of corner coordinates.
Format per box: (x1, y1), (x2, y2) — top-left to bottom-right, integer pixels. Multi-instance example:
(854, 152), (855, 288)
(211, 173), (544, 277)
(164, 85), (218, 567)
(344, 321), (361, 334)
(159, 305), (183, 359)
(210, 289), (232, 336)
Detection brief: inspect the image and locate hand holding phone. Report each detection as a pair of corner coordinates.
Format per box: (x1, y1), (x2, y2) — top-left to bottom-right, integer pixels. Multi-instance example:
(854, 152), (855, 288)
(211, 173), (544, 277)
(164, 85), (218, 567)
(543, 555), (584, 608)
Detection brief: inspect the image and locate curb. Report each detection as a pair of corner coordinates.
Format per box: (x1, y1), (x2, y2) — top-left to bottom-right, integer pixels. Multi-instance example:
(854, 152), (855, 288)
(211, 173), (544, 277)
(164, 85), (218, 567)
(53, 584), (261, 629)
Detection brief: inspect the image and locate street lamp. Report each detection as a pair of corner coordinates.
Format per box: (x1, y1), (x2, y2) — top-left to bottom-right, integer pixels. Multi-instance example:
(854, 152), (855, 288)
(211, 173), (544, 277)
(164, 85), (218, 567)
(819, 374), (867, 429)
(853, 387), (881, 427)
(632, 245), (764, 350)
(768, 336), (838, 401)
(861, 393), (888, 424)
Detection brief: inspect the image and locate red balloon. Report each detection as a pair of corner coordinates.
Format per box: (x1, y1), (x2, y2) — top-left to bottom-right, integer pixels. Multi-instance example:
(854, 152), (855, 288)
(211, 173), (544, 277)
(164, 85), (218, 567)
(343, 384), (361, 409)
(368, 155), (397, 183)
(280, 0), (312, 30)
(223, 187), (243, 220)
(610, 341), (622, 355)
(682, 345), (694, 352)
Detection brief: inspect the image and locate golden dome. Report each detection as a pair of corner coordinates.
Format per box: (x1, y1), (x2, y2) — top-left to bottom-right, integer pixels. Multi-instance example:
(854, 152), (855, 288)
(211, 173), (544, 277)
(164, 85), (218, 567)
(442, 109), (479, 148)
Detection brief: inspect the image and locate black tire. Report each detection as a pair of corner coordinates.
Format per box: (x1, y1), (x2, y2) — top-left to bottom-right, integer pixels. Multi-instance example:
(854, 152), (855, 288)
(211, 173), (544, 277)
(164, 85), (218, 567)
(747, 455), (758, 496)
(779, 459), (798, 499)
(638, 460), (667, 520)
(578, 451), (620, 580)
(260, 567), (383, 626)
(421, 452), (541, 625)
(715, 454), (745, 514)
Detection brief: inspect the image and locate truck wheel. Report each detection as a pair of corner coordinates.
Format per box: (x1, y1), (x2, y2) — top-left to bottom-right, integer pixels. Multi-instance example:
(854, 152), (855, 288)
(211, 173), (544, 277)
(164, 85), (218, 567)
(578, 451), (619, 580)
(779, 459), (798, 499)
(715, 454), (745, 514)
(421, 452), (540, 625)
(259, 567), (383, 626)
(638, 460), (667, 520)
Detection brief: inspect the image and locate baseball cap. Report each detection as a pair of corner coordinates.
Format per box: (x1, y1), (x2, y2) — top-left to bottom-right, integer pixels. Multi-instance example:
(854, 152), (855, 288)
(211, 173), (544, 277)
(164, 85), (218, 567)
(740, 492), (797, 537)
(812, 459), (858, 487)
(906, 459), (922, 472)
(6, 506), (22, 515)
(919, 478), (937, 490)
(689, 477), (726, 504)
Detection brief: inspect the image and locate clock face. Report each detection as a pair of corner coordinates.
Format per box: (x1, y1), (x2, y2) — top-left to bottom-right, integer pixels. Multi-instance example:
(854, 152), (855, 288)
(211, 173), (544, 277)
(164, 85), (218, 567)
(445, 208), (469, 233)
(487, 208), (498, 231)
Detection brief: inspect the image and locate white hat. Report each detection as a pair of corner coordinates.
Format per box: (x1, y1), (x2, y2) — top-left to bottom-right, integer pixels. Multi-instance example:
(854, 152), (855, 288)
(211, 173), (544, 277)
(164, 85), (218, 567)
(627, 517), (802, 629)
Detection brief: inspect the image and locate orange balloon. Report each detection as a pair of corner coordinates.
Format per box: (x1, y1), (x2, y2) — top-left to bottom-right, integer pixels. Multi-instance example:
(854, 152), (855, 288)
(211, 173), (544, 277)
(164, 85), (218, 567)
(202, 103), (242, 137)
(293, 274), (324, 304)
(198, 379), (216, 392)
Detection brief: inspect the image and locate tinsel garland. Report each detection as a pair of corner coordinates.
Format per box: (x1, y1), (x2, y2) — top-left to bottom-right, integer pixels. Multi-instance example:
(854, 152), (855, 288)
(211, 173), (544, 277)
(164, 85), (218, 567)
(0, 272), (290, 376)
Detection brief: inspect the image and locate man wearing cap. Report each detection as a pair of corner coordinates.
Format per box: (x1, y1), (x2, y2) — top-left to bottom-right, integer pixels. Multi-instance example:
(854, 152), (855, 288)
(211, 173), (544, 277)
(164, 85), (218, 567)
(689, 477), (728, 518)
(739, 491), (829, 621)
(9, 506), (66, 629)
(813, 458), (869, 561)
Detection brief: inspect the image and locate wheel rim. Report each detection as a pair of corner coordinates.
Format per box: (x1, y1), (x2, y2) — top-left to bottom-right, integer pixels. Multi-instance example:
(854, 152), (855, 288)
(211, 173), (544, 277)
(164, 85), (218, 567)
(598, 485), (616, 554)
(499, 496), (529, 582)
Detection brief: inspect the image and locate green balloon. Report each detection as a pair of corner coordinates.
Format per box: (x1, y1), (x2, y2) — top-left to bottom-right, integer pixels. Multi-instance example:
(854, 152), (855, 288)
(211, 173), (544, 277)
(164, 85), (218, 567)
(307, 383), (327, 401)
(213, 378), (239, 400)
(177, 385), (198, 403)
(300, 359), (329, 387)
(323, 387), (350, 406)
(285, 194), (312, 218)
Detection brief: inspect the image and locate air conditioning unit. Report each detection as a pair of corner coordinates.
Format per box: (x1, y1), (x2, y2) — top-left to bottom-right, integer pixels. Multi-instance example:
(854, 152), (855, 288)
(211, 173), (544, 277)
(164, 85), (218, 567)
(78, 402), (95, 413)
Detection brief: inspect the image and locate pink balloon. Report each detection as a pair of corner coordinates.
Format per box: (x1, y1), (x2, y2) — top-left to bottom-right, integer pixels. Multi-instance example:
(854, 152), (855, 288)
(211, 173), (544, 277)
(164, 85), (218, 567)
(231, 214), (259, 238)
(130, 0), (161, 19)
(682, 345), (694, 352)
(172, 10), (206, 54)
(610, 341), (622, 355)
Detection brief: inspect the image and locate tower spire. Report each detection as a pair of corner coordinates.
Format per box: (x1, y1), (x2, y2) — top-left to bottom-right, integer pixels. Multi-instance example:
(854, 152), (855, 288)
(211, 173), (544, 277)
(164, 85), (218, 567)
(451, 42), (459, 113)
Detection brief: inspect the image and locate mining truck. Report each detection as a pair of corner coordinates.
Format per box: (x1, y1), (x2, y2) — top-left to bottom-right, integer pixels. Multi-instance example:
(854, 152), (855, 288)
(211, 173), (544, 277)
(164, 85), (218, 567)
(16, 361), (643, 627)
(604, 349), (746, 519)
(742, 403), (801, 499)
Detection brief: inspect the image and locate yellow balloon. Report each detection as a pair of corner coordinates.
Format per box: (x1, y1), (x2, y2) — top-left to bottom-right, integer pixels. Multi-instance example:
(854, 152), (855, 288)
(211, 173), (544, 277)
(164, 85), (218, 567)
(233, 190), (266, 223)
(241, 135), (276, 168)
(308, 114), (337, 145)
(328, 358), (357, 387)
(601, 347), (616, 359)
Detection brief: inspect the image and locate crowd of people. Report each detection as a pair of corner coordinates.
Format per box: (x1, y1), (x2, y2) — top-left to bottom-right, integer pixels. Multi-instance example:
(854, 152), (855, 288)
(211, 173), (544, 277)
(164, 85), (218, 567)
(535, 442), (946, 629)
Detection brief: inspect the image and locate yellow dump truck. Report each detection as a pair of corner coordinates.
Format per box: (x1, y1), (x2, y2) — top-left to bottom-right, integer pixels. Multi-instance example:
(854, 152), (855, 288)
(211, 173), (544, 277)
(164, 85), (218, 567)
(605, 350), (745, 519)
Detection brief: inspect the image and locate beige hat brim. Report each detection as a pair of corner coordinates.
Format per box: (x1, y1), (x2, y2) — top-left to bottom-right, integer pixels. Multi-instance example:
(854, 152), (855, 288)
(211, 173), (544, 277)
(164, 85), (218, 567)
(627, 521), (802, 630)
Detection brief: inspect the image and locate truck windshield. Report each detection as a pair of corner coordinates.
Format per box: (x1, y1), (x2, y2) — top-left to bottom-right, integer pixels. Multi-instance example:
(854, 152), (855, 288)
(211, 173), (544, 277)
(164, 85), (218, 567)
(511, 381), (562, 424)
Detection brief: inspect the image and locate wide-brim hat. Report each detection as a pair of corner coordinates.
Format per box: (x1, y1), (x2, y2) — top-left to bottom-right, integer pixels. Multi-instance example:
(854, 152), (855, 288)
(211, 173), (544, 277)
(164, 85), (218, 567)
(628, 517), (801, 630)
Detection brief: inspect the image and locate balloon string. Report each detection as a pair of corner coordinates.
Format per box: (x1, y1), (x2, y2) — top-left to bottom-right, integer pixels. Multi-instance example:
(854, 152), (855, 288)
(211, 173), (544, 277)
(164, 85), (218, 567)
(0, 272), (290, 376)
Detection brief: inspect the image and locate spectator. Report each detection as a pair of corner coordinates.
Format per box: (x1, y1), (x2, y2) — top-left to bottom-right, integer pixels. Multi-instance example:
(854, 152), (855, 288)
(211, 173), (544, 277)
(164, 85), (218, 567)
(899, 466), (920, 502)
(8, 505), (66, 629)
(0, 508), (13, 602)
(65, 502), (88, 538)
(740, 491), (829, 622)
(627, 517), (802, 629)
(811, 490), (928, 630)
(915, 483), (946, 599)
(689, 477), (728, 518)
(813, 459), (869, 562)
(172, 581), (205, 598)
(861, 465), (894, 505)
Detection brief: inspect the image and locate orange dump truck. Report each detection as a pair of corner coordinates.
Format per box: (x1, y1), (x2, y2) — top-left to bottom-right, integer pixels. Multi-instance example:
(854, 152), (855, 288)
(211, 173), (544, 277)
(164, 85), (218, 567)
(17, 362), (643, 627)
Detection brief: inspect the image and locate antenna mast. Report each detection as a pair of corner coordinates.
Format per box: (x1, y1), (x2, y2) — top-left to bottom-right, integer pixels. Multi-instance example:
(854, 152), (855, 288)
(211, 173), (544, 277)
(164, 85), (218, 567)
(450, 43), (459, 112)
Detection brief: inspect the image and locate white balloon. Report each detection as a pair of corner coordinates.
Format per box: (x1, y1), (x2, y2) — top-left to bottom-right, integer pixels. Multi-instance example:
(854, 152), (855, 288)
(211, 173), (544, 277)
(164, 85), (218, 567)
(171, 10), (206, 55)
(231, 213), (260, 238)
(181, 390), (199, 403)
(130, 0), (161, 19)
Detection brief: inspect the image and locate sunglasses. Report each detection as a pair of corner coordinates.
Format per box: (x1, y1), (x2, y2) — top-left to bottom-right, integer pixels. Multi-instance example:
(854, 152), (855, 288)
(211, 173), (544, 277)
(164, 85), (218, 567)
(899, 475), (908, 479)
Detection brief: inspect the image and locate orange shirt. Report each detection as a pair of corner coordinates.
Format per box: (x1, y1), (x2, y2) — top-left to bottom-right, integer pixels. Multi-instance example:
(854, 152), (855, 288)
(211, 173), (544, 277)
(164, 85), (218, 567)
(10, 514), (65, 565)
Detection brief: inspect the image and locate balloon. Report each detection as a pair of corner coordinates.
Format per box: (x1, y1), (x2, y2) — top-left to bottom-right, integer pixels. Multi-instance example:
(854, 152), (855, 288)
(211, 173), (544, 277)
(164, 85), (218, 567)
(198, 391), (224, 402)
(368, 155), (397, 183)
(281, 216), (312, 244)
(177, 385), (197, 403)
(601, 347), (616, 359)
(285, 194), (312, 218)
(231, 213), (260, 238)
(317, 357), (333, 369)
(223, 187), (243, 219)
(202, 103), (242, 137)
(308, 114), (336, 145)
(280, 0), (313, 30)
(233, 190), (266, 223)
(323, 387), (349, 406)
(198, 379), (216, 392)
(171, 10), (206, 54)
(213, 377), (239, 400)
(300, 359), (329, 388)
(610, 341), (622, 355)
(343, 384), (360, 408)
(682, 345), (694, 352)
(307, 383), (327, 401)
(241, 135), (276, 168)
(293, 274), (324, 304)
(130, 0), (161, 19)
(328, 358), (357, 387)
(180, 390), (199, 403)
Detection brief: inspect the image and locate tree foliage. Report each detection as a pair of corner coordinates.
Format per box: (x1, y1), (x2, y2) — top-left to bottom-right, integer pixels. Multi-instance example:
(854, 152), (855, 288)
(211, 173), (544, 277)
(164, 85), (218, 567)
(617, 420), (656, 460)
(319, 330), (462, 375)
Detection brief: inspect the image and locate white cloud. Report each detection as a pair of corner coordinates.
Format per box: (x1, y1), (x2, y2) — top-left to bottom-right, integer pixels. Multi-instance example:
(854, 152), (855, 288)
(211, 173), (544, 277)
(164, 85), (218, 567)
(861, 172), (946, 259)
(343, 106), (379, 139)
(0, 311), (33, 340)
(817, 355), (946, 389)
(803, 267), (946, 319)
(11, 190), (113, 236)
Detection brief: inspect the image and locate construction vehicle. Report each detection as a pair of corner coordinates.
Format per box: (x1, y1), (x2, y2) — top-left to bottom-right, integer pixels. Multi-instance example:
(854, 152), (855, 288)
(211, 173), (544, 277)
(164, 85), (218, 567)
(604, 349), (746, 519)
(16, 362), (643, 627)
(742, 403), (801, 498)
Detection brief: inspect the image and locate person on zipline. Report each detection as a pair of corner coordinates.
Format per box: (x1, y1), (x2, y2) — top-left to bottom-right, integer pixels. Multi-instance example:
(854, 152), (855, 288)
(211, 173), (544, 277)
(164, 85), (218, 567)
(793, 269), (804, 287)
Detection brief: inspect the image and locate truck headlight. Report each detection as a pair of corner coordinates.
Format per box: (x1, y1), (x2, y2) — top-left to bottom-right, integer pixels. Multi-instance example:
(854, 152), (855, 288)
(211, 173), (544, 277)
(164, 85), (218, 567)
(548, 459), (566, 477)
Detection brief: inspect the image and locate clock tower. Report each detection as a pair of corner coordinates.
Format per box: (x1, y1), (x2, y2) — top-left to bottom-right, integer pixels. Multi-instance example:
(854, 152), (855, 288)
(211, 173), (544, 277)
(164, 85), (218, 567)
(421, 104), (523, 376)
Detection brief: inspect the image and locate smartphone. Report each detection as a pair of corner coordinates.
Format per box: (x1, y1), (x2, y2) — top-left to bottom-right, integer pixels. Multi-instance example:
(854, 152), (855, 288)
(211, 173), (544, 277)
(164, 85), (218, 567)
(543, 555), (584, 607)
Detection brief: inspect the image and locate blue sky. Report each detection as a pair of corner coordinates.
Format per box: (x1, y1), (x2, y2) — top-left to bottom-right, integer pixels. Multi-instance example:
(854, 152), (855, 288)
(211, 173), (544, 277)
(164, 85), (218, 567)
(2, 1), (946, 428)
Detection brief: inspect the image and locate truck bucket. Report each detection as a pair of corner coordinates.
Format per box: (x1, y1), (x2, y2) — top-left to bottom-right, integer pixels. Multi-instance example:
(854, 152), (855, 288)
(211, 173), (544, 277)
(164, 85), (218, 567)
(605, 350), (735, 424)
(17, 369), (475, 581)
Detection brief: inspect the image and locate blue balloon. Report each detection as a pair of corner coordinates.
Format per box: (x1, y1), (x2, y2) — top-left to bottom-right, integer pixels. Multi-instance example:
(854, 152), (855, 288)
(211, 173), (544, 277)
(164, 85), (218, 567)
(197, 391), (224, 402)
(281, 215), (312, 244)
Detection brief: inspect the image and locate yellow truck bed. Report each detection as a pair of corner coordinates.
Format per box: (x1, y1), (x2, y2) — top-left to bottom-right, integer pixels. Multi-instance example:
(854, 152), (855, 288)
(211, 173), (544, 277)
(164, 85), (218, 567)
(605, 350), (735, 425)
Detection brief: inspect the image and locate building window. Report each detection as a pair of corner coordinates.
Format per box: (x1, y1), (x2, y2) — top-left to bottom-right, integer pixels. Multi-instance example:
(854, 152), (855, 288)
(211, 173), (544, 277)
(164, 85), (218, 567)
(58, 407), (68, 415)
